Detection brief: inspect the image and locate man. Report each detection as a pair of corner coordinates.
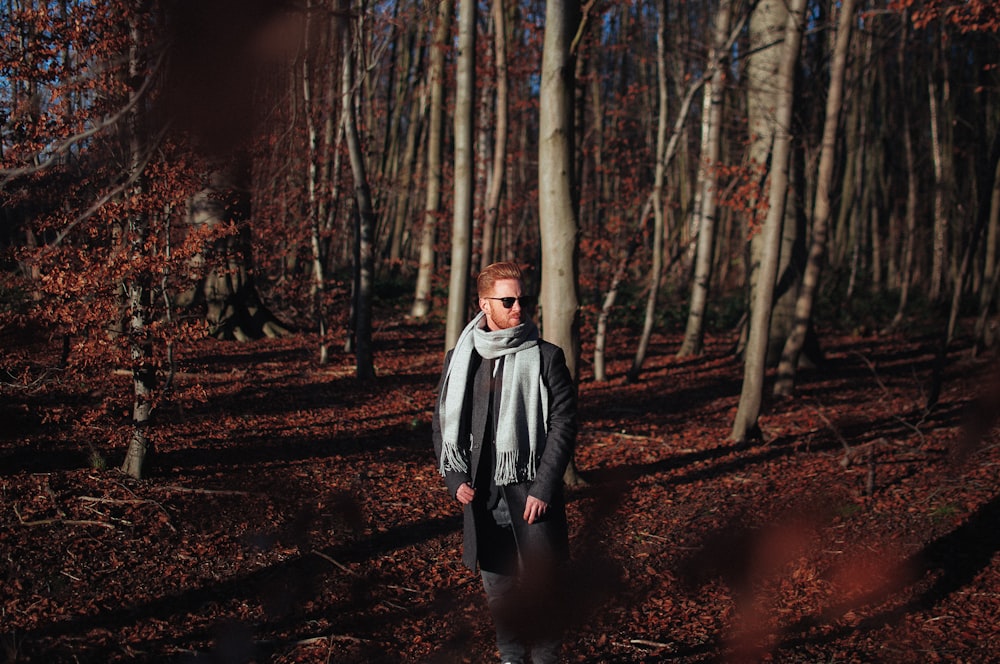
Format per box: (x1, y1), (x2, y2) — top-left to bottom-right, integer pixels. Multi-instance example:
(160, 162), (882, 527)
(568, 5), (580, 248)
(432, 261), (578, 664)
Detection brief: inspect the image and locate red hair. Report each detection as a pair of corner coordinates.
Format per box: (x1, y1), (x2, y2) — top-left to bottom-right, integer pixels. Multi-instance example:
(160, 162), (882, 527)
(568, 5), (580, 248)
(477, 261), (523, 297)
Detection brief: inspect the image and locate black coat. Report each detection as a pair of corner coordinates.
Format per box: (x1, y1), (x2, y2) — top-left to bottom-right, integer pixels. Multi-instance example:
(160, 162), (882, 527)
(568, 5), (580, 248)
(432, 340), (578, 572)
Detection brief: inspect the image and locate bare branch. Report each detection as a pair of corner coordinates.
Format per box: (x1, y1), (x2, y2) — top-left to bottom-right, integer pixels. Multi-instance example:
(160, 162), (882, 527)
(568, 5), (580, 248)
(0, 49), (166, 190)
(43, 124), (169, 252)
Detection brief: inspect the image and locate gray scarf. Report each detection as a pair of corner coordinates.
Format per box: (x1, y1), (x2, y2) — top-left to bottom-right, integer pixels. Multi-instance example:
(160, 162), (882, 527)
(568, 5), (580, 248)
(438, 312), (548, 485)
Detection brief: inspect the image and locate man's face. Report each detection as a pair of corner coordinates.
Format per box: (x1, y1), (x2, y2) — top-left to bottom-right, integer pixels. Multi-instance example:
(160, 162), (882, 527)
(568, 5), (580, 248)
(480, 278), (524, 331)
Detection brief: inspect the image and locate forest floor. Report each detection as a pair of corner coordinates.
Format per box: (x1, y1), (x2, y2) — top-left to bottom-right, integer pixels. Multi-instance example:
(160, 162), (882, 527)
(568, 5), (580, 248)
(2, 312), (1000, 663)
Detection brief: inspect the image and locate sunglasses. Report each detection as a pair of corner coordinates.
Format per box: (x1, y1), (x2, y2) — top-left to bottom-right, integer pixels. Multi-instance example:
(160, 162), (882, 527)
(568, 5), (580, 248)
(485, 296), (534, 309)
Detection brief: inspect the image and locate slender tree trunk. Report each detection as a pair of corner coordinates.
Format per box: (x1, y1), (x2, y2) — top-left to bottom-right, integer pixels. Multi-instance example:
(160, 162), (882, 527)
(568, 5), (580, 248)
(928, 69), (948, 302)
(341, 3), (376, 380)
(870, 180), (883, 290)
(977, 156), (1000, 341)
(975, 264), (1000, 352)
(302, 0), (332, 364)
(774, 0), (857, 396)
(323, 108), (346, 247)
(121, 15), (152, 479)
(845, 46), (870, 303)
(731, 0), (807, 444)
(678, 0), (733, 358)
(594, 199), (649, 382)
(539, 0), (580, 374)
(893, 16), (918, 327)
(627, 0), (668, 384)
(444, 0), (475, 350)
(620, 7), (746, 380)
(411, 0), (452, 319)
(743, 0), (790, 366)
(318, 10), (341, 260)
(769, 156), (804, 362)
(831, 114), (856, 271)
(480, 0), (509, 272)
(948, 135), (1000, 344)
(388, 22), (426, 270)
(539, 0), (584, 487)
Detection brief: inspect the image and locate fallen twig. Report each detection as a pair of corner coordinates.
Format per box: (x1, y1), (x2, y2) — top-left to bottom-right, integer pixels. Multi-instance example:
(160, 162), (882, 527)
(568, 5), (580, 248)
(312, 550), (358, 576)
(77, 496), (175, 533)
(79, 495), (152, 505)
(638, 531), (669, 542)
(628, 638), (672, 649)
(296, 634), (365, 646)
(149, 485), (256, 497)
(14, 506), (115, 530)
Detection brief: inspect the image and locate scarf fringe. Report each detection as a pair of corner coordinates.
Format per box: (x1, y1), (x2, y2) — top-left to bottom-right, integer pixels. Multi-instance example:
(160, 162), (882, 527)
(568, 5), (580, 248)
(494, 448), (538, 485)
(441, 439), (469, 475)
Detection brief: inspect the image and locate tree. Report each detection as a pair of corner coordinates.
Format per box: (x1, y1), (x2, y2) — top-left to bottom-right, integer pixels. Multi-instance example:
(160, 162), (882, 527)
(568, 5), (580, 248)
(341, 0), (376, 380)
(539, 0), (584, 487)
(180, 163), (292, 342)
(626, 0), (669, 384)
(539, 0), (580, 376)
(624, 0), (747, 380)
(302, 0), (341, 364)
(479, 0), (510, 272)
(773, 0), (858, 396)
(891, 11), (920, 328)
(444, 0), (475, 351)
(411, 0), (452, 320)
(0, 2), (206, 478)
(731, 0), (808, 445)
(976, 156), (1000, 348)
(120, 11), (156, 479)
(677, 0), (734, 359)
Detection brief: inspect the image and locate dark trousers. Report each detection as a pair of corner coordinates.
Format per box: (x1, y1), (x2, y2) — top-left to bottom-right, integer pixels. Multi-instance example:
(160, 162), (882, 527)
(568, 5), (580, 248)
(476, 496), (562, 664)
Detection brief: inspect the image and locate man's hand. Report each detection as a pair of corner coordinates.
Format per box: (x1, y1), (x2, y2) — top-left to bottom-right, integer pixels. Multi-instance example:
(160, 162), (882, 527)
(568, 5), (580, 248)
(524, 495), (548, 524)
(456, 482), (475, 505)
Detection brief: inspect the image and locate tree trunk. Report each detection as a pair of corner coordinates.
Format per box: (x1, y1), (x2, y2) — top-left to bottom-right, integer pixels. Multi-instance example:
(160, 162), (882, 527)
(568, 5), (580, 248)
(948, 135), (1000, 344)
(627, 0), (668, 384)
(594, 200), (648, 382)
(743, 0), (790, 368)
(976, 156), (1000, 343)
(731, 0), (807, 445)
(678, 0), (733, 358)
(928, 66), (948, 302)
(411, 0), (452, 319)
(845, 105), (865, 301)
(180, 164), (291, 342)
(445, 0), (475, 350)
(341, 2), (376, 380)
(121, 15), (152, 480)
(774, 0), (857, 396)
(831, 110), (856, 271)
(318, 8), (342, 265)
(892, 15), (919, 328)
(539, 0), (584, 487)
(302, 0), (332, 364)
(480, 0), (509, 272)
(620, 6), (746, 380)
(387, 21), (426, 270)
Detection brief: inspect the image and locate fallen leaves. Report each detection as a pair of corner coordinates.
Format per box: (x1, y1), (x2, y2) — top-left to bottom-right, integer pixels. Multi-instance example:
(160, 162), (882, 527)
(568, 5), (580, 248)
(2, 323), (1000, 663)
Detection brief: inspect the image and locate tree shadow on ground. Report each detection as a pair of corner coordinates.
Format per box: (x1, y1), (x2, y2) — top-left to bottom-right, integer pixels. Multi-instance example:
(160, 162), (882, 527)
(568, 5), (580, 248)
(576, 395), (966, 496)
(767, 489), (1000, 658)
(15, 502), (467, 663)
